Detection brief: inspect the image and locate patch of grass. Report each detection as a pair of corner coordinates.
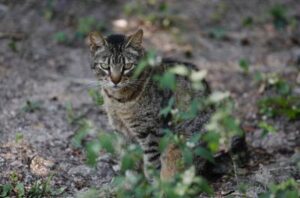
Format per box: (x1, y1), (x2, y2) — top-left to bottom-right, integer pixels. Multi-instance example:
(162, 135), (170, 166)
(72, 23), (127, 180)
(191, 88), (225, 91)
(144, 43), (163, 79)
(71, 119), (93, 148)
(208, 27), (227, 40)
(258, 121), (276, 137)
(22, 100), (41, 113)
(123, 1), (142, 16)
(53, 31), (69, 45)
(258, 96), (300, 120)
(259, 178), (299, 198)
(8, 39), (18, 52)
(0, 183), (13, 197)
(88, 89), (104, 106)
(242, 16), (254, 27)
(123, 1), (175, 29)
(15, 132), (24, 143)
(239, 59), (250, 74)
(210, 2), (228, 23)
(255, 73), (292, 96)
(0, 176), (64, 198)
(65, 102), (85, 124)
(75, 16), (105, 39)
(43, 0), (54, 21)
(28, 177), (65, 198)
(270, 4), (288, 30)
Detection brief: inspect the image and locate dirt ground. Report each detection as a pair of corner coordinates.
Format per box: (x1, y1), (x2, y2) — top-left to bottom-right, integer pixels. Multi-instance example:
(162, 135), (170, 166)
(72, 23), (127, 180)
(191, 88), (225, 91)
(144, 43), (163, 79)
(0, 0), (299, 197)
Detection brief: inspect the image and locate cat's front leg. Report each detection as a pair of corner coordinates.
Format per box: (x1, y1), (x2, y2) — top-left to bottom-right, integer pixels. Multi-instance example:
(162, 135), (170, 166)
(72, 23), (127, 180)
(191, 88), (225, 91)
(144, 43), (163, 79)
(132, 126), (162, 180)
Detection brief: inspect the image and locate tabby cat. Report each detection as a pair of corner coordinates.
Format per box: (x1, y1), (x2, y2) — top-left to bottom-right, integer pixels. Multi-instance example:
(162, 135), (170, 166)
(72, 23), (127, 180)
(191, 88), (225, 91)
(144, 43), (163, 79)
(88, 29), (213, 180)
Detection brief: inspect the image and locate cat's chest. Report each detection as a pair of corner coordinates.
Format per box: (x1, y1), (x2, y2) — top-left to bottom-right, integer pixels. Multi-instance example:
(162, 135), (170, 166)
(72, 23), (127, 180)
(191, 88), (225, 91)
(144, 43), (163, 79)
(102, 88), (160, 121)
(103, 91), (142, 118)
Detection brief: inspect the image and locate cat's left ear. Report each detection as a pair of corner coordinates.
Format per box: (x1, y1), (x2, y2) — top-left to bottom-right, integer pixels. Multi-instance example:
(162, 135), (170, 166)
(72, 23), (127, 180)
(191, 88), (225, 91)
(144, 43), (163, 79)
(126, 29), (143, 48)
(88, 31), (107, 52)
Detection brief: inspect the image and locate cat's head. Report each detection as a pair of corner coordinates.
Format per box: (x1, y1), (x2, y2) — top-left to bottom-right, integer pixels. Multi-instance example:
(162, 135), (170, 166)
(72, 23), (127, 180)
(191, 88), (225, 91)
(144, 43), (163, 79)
(88, 29), (145, 89)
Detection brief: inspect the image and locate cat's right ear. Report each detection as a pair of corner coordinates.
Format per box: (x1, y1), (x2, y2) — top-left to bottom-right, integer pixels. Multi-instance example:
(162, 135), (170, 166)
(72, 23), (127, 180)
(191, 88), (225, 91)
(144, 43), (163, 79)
(88, 31), (107, 52)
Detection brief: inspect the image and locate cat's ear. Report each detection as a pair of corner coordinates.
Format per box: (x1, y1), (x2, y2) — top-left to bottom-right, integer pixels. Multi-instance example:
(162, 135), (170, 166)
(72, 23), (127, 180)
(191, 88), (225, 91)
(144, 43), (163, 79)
(126, 29), (143, 48)
(88, 31), (107, 52)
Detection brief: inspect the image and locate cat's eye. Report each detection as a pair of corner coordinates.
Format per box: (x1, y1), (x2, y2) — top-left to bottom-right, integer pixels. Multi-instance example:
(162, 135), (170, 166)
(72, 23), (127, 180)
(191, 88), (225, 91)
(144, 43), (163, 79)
(124, 63), (134, 70)
(100, 63), (109, 70)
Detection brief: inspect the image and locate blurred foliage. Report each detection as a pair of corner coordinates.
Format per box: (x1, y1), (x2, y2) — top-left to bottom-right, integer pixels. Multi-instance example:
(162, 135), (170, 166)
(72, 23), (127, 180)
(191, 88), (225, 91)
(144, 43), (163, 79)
(133, 50), (159, 78)
(259, 179), (299, 198)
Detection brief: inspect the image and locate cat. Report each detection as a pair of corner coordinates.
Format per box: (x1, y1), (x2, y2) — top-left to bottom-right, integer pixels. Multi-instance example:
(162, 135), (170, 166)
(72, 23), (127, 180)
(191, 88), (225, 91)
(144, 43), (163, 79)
(88, 29), (218, 180)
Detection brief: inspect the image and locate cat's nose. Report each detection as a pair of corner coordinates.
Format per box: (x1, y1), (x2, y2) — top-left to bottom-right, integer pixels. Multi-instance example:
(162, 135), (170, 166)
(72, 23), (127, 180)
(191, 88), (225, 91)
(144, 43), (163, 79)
(110, 73), (121, 85)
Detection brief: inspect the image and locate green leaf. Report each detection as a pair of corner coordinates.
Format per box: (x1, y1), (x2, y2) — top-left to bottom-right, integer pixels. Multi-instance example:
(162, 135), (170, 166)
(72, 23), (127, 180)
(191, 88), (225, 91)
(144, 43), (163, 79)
(209, 91), (230, 103)
(77, 16), (97, 36)
(53, 32), (68, 44)
(196, 177), (214, 195)
(15, 132), (24, 143)
(276, 80), (291, 96)
(71, 120), (92, 148)
(16, 182), (25, 198)
(86, 140), (101, 166)
(155, 71), (176, 91)
(169, 65), (189, 76)
(203, 132), (220, 153)
(182, 147), (193, 166)
(270, 4), (288, 30)
(88, 89), (104, 106)
(258, 121), (276, 137)
(194, 147), (215, 163)
(98, 132), (115, 154)
(209, 27), (226, 40)
(242, 16), (253, 27)
(121, 153), (135, 172)
(22, 100), (41, 113)
(159, 129), (174, 152)
(1, 184), (13, 197)
(258, 96), (300, 120)
(239, 59), (250, 73)
(189, 70), (207, 82)
(159, 97), (175, 118)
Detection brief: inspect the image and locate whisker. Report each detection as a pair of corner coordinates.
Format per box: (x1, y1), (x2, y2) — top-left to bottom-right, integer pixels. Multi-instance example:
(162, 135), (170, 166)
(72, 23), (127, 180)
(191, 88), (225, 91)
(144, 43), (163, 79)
(81, 81), (103, 89)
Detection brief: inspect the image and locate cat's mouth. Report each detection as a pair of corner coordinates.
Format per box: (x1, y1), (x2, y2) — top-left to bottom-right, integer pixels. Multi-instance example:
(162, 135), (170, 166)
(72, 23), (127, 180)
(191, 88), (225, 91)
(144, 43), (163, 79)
(112, 84), (120, 89)
(106, 81), (126, 90)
